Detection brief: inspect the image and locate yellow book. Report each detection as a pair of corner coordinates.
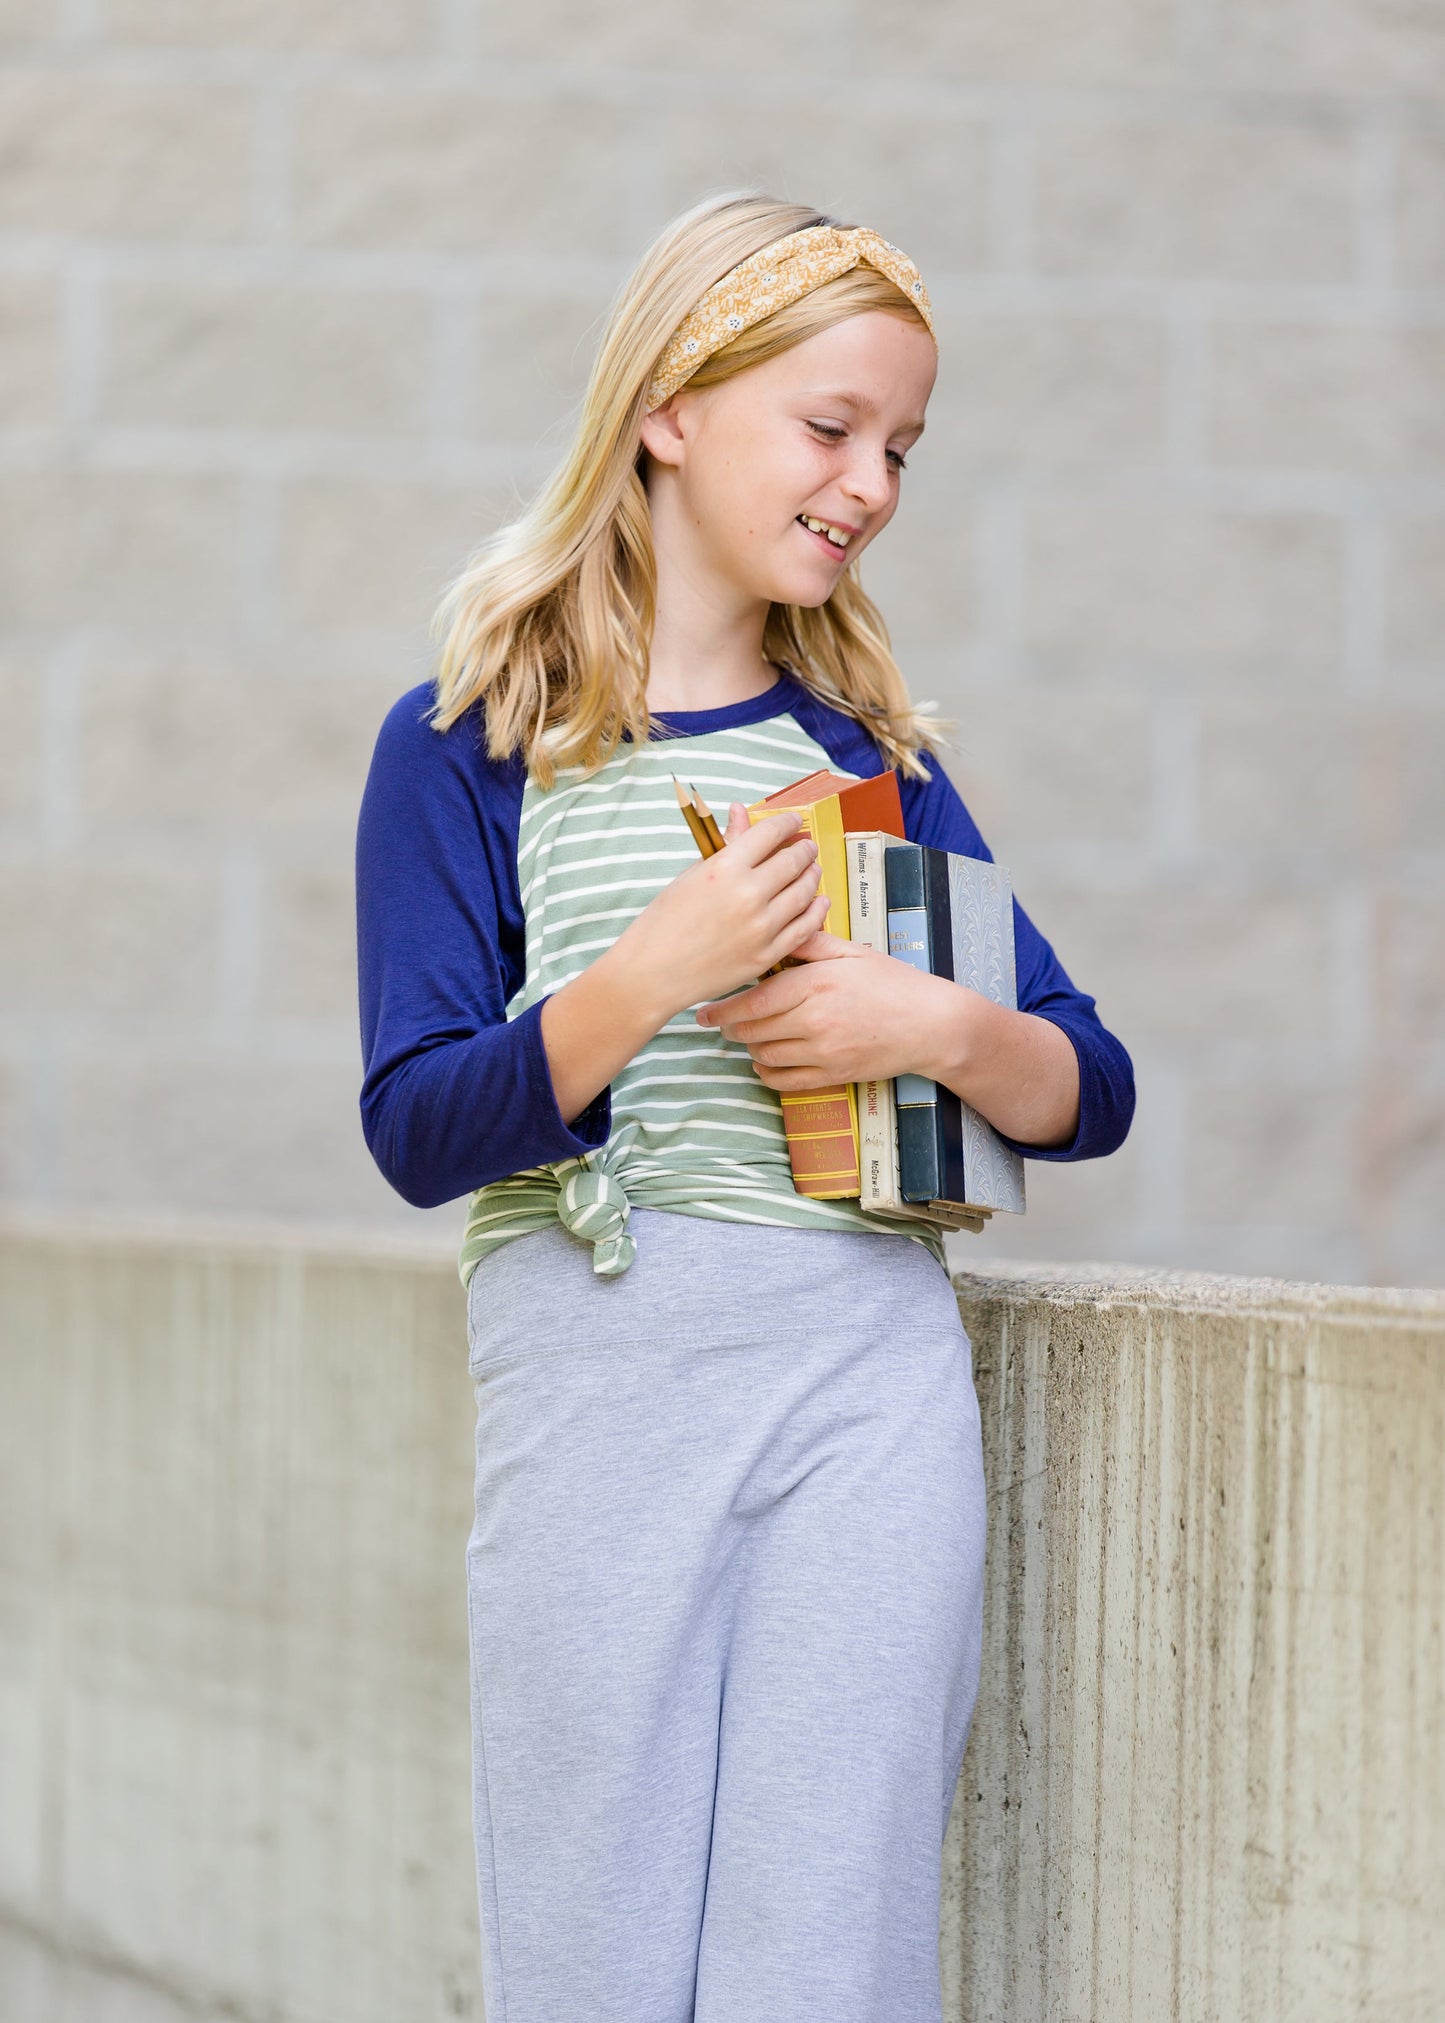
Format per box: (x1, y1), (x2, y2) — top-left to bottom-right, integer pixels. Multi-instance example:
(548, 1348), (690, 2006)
(745, 769), (904, 1199)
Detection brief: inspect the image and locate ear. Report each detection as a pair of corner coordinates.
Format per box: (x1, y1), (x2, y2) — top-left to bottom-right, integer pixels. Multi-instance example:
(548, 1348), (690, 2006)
(638, 393), (688, 469)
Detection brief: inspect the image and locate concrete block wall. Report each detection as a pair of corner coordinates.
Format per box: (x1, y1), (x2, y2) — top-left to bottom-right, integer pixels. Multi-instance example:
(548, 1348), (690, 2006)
(0, 2), (1442, 1282)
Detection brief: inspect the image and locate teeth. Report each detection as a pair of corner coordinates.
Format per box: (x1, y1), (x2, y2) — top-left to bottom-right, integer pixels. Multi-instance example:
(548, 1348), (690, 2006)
(801, 515), (850, 548)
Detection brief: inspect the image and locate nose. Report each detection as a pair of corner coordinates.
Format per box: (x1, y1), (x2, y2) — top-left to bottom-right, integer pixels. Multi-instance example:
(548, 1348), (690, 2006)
(841, 441), (896, 515)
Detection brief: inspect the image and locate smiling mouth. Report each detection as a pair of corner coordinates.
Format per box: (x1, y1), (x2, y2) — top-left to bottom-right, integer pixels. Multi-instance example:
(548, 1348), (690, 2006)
(796, 514), (852, 553)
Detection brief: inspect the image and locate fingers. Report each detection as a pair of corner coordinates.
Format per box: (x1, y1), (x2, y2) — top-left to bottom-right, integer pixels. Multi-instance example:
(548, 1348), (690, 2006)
(742, 1034), (819, 1067)
(696, 963), (809, 1031)
(786, 928), (861, 964)
(761, 883), (830, 956)
(752, 834), (823, 908)
(713, 806), (821, 913)
(750, 1063), (838, 1093)
(724, 807), (807, 868)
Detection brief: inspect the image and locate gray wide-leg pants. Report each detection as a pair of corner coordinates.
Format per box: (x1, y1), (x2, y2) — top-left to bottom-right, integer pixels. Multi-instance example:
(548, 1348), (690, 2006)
(464, 1207), (986, 2023)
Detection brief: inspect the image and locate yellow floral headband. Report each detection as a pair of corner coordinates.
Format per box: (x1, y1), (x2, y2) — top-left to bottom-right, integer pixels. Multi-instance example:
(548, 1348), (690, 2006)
(643, 223), (936, 414)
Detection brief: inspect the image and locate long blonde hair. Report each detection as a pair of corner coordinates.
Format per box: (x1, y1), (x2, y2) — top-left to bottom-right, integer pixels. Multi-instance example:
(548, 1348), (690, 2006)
(431, 191), (942, 787)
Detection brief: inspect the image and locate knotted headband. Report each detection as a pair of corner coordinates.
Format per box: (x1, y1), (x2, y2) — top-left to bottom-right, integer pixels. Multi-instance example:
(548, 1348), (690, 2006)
(643, 223), (937, 414)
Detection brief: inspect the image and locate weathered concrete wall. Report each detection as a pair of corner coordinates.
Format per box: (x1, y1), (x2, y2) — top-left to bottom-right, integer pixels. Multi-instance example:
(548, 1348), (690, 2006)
(944, 1264), (1445, 2022)
(2, 1222), (1442, 2021)
(1, 4), (1443, 1285)
(0, 1219), (479, 2022)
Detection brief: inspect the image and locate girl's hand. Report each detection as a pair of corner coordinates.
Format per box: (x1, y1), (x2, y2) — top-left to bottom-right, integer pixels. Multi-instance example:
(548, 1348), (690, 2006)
(696, 927), (1083, 1149)
(695, 929), (969, 1088)
(617, 802), (831, 1020)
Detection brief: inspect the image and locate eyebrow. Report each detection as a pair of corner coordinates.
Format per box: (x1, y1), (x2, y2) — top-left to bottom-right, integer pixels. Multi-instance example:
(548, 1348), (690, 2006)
(799, 388), (927, 434)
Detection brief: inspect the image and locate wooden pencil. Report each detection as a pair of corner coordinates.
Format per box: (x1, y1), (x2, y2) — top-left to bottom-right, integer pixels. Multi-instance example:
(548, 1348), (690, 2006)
(672, 776), (793, 978)
(671, 775), (714, 855)
(686, 782), (727, 853)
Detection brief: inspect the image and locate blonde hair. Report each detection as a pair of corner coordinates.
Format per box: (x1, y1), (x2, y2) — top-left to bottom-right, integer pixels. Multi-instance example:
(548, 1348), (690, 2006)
(431, 191), (943, 787)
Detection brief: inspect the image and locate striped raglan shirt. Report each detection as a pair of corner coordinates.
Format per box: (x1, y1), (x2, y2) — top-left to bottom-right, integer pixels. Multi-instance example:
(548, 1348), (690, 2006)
(461, 710), (959, 1277)
(355, 670), (1137, 1284)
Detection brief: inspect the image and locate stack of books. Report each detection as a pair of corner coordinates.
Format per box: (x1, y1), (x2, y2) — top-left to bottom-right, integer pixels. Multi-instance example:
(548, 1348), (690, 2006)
(746, 768), (1026, 1233)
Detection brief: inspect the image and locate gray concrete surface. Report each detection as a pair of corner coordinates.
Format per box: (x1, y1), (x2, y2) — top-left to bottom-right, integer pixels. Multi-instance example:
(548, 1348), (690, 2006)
(946, 1262), (1445, 2021)
(3, 1218), (1441, 2020)
(1, 3), (1443, 1285)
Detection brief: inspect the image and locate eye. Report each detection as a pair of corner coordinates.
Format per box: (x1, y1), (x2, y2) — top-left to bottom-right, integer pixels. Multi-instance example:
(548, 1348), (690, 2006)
(805, 419), (908, 472)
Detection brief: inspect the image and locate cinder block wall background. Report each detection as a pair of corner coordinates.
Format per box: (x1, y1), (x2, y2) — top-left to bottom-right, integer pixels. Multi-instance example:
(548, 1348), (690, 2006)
(1, 1), (1441, 1285)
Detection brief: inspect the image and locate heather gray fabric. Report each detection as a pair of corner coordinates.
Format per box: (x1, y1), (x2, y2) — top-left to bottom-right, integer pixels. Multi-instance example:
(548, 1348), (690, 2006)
(464, 1206), (986, 2023)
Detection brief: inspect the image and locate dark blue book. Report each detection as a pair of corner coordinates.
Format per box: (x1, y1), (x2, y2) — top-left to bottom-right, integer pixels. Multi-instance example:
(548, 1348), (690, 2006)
(884, 843), (1026, 1216)
(884, 844), (967, 1204)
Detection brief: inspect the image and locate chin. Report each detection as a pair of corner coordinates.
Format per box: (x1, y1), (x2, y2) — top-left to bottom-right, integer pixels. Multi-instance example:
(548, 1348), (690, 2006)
(758, 567), (844, 611)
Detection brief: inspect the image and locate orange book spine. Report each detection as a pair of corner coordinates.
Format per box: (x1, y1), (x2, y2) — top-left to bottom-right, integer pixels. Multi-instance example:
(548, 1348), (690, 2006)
(746, 795), (861, 1199)
(779, 1086), (862, 1197)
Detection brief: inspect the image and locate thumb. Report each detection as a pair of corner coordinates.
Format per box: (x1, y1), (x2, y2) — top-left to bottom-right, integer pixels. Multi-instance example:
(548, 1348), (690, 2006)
(790, 928), (860, 963)
(724, 800), (751, 843)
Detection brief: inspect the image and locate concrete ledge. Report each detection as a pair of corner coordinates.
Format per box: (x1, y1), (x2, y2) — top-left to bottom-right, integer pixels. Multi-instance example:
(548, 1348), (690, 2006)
(2, 1220), (1441, 2020)
(958, 1257), (1445, 1321)
(945, 1263), (1445, 2021)
(0, 1203), (463, 1268)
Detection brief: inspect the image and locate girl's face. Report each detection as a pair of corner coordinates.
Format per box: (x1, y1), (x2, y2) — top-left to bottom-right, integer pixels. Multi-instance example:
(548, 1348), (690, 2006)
(640, 309), (936, 608)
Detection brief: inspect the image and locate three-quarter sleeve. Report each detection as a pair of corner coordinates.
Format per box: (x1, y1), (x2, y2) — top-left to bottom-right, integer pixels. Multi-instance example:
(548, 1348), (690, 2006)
(355, 686), (611, 1209)
(899, 752), (1136, 1162)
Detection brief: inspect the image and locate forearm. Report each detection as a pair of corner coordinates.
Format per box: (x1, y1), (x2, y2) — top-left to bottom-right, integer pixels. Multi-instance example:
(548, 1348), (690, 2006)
(542, 805), (827, 1125)
(917, 982), (1080, 1150)
(701, 941), (1084, 1149)
(361, 1000), (612, 1207)
(540, 939), (678, 1126)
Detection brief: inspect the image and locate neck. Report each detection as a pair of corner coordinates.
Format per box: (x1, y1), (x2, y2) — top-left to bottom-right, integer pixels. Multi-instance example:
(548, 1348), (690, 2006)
(643, 471), (778, 716)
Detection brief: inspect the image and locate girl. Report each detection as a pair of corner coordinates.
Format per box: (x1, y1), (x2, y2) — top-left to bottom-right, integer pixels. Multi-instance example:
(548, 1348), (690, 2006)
(356, 193), (1133, 2023)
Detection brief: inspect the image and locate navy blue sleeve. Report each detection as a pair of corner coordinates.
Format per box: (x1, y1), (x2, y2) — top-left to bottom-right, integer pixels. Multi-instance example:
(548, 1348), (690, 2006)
(785, 689), (1135, 1162)
(355, 683), (610, 1209)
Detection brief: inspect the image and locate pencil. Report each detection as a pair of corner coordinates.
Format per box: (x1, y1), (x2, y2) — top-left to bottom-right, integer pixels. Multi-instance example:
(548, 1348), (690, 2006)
(686, 782), (727, 854)
(671, 776), (792, 978)
(671, 775), (714, 856)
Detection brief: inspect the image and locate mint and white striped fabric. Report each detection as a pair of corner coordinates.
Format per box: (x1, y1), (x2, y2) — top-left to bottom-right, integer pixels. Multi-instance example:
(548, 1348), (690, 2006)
(457, 717), (946, 1282)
